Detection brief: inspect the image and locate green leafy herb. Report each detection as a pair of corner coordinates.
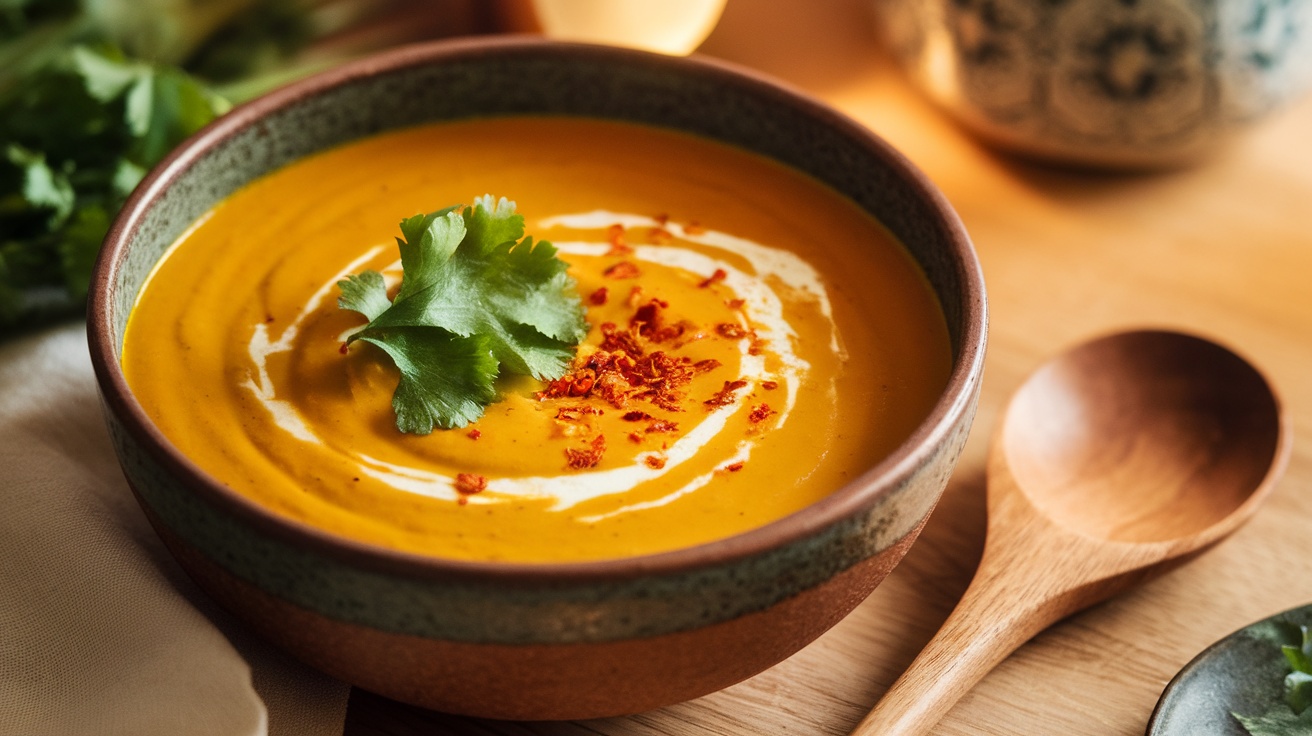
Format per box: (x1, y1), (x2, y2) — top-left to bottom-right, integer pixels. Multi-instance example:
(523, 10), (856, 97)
(338, 196), (588, 434)
(1234, 621), (1312, 735)
(0, 0), (453, 335)
(0, 40), (227, 331)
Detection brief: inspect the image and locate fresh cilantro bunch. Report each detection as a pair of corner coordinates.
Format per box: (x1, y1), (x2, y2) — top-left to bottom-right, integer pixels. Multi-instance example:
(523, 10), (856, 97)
(338, 196), (588, 434)
(1, 43), (228, 327)
(1234, 620), (1312, 735)
(0, 0), (446, 334)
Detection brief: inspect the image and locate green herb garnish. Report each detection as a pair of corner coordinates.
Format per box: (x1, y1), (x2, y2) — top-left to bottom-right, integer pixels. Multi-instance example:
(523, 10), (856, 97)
(1, 43), (228, 328)
(337, 196), (588, 434)
(1234, 621), (1312, 735)
(0, 0), (452, 334)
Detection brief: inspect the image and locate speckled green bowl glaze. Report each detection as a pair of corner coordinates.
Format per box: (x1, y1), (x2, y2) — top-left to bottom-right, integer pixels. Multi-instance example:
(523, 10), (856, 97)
(87, 38), (987, 720)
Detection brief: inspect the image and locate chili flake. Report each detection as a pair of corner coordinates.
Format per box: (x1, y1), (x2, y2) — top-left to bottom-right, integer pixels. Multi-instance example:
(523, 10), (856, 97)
(646, 419), (678, 433)
(555, 406), (602, 422)
(761, 380), (779, 390)
(454, 473), (487, 496)
(699, 268), (728, 288)
(606, 223), (632, 255)
(693, 358), (722, 374)
(467, 428), (482, 440)
(724, 461), (745, 472)
(622, 411), (655, 422)
(565, 434), (607, 470)
(645, 455), (667, 469)
(716, 323), (749, 339)
(748, 404), (776, 423)
(684, 221), (706, 235)
(589, 286), (609, 305)
(338, 342), (349, 355)
(648, 227), (673, 245)
(631, 298), (685, 343)
(704, 379), (749, 408)
(604, 261), (641, 279)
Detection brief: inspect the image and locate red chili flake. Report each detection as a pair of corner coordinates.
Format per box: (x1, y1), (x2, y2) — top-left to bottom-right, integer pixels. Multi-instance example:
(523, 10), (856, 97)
(556, 406), (602, 421)
(645, 455), (667, 469)
(565, 435), (607, 470)
(628, 431), (644, 444)
(724, 461), (745, 472)
(606, 223), (632, 255)
(338, 342), (349, 355)
(265, 315), (275, 323)
(467, 428), (482, 439)
(589, 286), (609, 305)
(749, 336), (768, 356)
(646, 419), (678, 433)
(726, 298), (746, 310)
(631, 298), (684, 343)
(704, 379), (749, 408)
(761, 380), (779, 390)
(604, 261), (641, 279)
(699, 268), (728, 288)
(622, 411), (654, 422)
(716, 323), (749, 339)
(598, 321), (645, 357)
(648, 227), (673, 245)
(454, 473), (488, 496)
(654, 213), (670, 226)
(748, 403), (776, 423)
(571, 373), (596, 396)
(684, 221), (706, 235)
(692, 359), (722, 374)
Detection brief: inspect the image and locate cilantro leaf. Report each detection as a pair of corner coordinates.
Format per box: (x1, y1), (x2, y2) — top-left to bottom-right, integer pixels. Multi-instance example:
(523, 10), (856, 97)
(1235, 622), (1312, 735)
(352, 327), (499, 434)
(338, 197), (587, 433)
(0, 43), (226, 334)
(1233, 707), (1312, 735)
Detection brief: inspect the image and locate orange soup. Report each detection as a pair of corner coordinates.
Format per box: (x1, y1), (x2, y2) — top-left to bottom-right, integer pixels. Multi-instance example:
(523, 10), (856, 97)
(122, 117), (950, 562)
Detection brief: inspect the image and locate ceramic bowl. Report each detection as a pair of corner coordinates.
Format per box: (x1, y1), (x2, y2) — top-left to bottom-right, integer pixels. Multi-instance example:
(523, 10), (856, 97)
(874, 0), (1312, 168)
(87, 38), (987, 720)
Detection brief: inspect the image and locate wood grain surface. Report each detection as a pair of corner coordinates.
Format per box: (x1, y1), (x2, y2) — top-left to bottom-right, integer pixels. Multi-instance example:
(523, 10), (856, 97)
(344, 0), (1312, 733)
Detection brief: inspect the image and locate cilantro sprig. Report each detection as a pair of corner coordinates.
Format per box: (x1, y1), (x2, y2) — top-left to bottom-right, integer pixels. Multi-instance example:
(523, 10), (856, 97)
(338, 196), (587, 434)
(0, 0), (451, 334)
(1, 44), (228, 328)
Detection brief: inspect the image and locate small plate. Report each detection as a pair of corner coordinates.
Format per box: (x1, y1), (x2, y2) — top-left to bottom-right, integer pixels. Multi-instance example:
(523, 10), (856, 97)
(1147, 603), (1312, 735)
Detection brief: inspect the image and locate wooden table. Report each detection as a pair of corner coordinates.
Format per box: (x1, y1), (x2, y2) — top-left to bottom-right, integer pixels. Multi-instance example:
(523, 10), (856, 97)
(345, 0), (1312, 733)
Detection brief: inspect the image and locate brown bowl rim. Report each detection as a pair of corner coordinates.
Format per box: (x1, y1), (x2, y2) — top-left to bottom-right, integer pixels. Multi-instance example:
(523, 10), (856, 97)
(87, 36), (987, 585)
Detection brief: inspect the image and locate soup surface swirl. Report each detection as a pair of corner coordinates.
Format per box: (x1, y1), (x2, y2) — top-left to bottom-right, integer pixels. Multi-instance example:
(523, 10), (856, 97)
(123, 118), (950, 562)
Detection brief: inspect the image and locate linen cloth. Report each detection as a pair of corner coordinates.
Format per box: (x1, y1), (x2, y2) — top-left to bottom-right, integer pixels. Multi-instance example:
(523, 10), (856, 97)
(0, 323), (350, 736)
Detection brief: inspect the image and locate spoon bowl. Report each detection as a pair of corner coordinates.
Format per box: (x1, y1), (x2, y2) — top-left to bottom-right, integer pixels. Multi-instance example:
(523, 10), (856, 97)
(853, 329), (1290, 736)
(1003, 330), (1283, 545)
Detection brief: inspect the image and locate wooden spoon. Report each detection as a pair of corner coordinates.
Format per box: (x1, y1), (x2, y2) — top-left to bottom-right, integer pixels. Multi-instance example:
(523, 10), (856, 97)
(852, 329), (1290, 736)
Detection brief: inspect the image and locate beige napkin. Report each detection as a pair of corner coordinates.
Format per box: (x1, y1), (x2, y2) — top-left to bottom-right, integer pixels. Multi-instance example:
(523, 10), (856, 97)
(0, 323), (350, 736)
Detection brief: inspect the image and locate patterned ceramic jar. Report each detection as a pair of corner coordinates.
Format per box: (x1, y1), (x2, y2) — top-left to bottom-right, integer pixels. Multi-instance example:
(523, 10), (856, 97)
(875, 0), (1312, 167)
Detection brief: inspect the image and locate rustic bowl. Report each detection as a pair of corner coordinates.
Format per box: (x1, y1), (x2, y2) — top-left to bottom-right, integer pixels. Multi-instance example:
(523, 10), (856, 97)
(87, 38), (987, 720)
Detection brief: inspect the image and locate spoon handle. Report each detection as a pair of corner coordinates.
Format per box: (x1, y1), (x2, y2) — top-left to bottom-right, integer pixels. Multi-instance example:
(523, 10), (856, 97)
(848, 468), (1133, 736)
(849, 553), (1069, 736)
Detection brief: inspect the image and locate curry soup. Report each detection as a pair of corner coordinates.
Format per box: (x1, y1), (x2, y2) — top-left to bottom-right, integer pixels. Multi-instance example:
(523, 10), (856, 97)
(122, 117), (950, 563)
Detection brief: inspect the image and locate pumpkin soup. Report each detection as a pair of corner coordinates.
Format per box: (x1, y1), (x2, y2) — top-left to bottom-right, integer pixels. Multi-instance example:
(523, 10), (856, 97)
(121, 117), (950, 562)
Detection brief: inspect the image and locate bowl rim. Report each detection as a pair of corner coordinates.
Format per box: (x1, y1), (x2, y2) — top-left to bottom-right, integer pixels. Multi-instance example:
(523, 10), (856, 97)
(87, 35), (987, 585)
